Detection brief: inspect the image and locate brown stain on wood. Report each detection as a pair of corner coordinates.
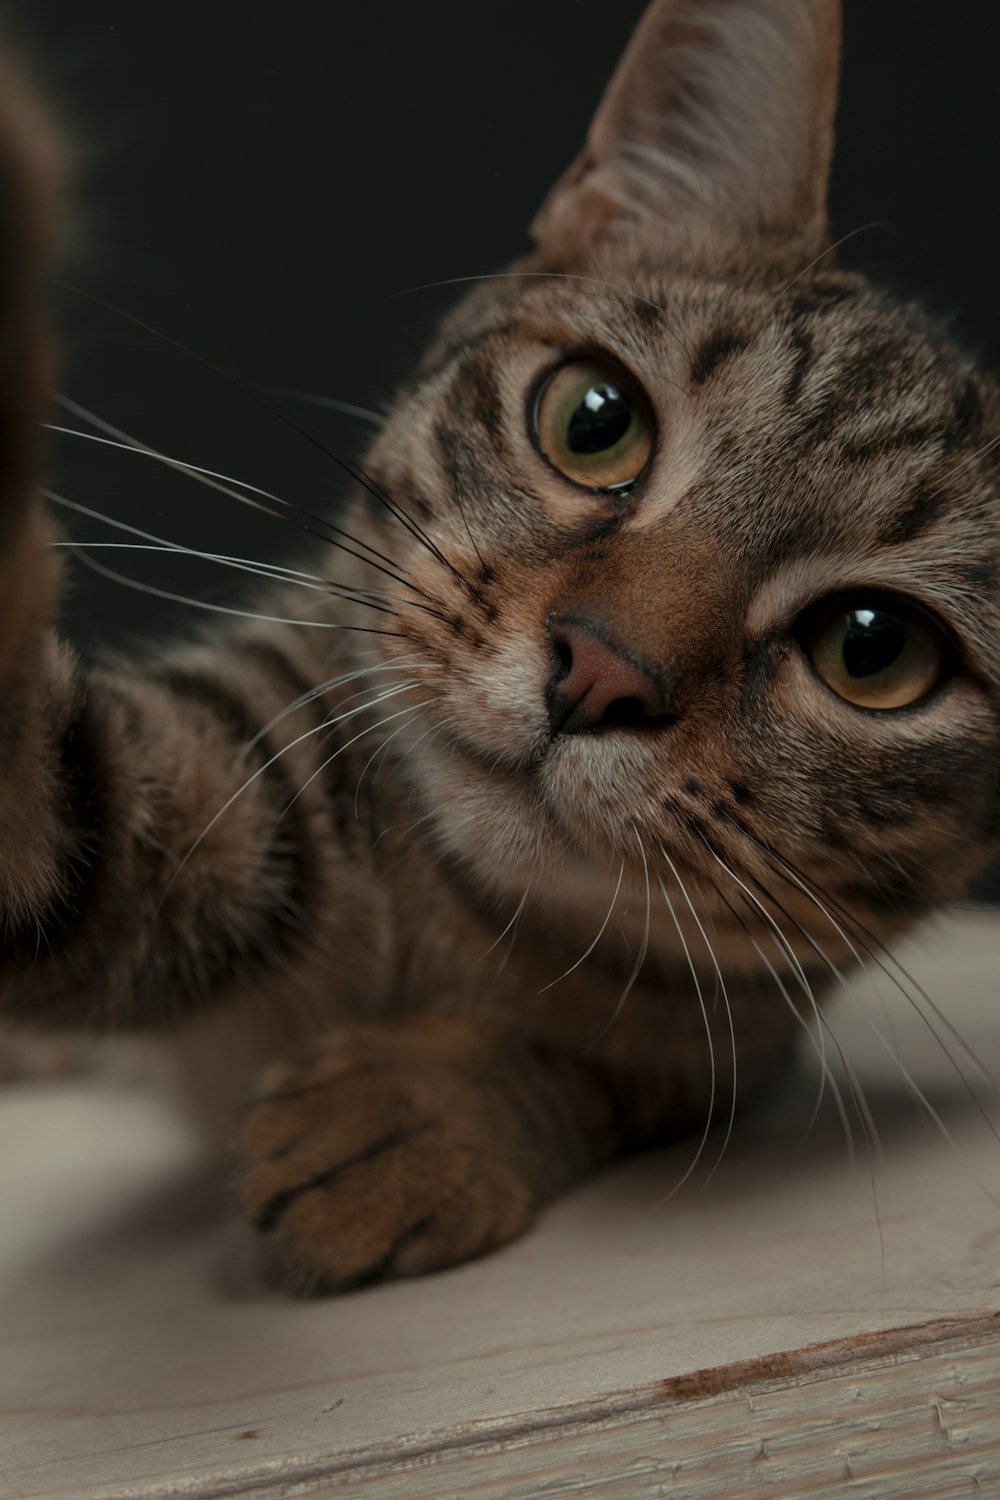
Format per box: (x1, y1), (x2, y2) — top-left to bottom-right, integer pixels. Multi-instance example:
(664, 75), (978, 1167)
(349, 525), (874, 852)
(657, 1311), (1000, 1404)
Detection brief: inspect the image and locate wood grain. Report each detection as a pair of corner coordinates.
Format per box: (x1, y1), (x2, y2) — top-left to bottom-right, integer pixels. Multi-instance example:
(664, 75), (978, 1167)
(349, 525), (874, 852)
(1, 912), (998, 1499)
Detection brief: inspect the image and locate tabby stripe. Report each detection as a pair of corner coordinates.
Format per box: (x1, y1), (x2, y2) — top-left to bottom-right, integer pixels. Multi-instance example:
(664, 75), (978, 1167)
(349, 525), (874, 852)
(449, 352), (505, 453)
(254, 1129), (410, 1233)
(346, 1214), (437, 1290)
(259, 1062), (386, 1114)
(239, 640), (332, 744)
(783, 329), (815, 407)
(841, 424), (950, 464)
(880, 482), (950, 546)
(690, 330), (747, 387)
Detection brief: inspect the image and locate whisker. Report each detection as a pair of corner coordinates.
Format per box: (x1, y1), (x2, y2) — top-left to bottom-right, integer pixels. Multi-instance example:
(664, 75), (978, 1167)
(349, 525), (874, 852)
(583, 829), (650, 1053)
(242, 655), (427, 763)
(653, 872), (716, 1202)
(51, 541), (419, 620)
(701, 843), (890, 1236)
(711, 883), (855, 1163)
(781, 220), (892, 292)
(370, 809), (438, 852)
(352, 708), (428, 817)
(46, 473), (423, 619)
(267, 389), (385, 427)
(58, 535), (406, 638)
(659, 844), (737, 1182)
(745, 867), (999, 1199)
(277, 698), (434, 825)
(373, 715), (447, 793)
(764, 839), (998, 1093)
(701, 836), (886, 1152)
(759, 850), (1000, 1148)
(475, 885), (532, 967)
(52, 536), (327, 588)
(539, 861), (624, 993)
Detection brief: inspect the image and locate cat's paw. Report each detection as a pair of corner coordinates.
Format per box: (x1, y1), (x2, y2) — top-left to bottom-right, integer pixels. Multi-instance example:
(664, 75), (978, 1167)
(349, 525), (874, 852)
(237, 1020), (539, 1293)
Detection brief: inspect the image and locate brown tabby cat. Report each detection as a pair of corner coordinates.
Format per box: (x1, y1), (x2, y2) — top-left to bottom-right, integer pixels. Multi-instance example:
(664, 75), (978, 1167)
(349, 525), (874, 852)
(1, 0), (998, 1293)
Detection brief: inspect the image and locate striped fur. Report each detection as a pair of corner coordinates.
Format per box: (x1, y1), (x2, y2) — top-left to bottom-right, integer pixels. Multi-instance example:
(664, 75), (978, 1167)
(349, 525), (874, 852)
(3, 0), (1000, 1291)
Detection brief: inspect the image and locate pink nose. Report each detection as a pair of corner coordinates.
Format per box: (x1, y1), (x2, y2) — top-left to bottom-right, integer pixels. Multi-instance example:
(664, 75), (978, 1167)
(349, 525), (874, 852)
(546, 615), (670, 736)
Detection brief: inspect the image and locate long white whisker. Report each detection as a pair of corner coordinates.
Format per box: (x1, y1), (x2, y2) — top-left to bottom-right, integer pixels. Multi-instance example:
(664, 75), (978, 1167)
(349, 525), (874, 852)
(659, 845), (737, 1181)
(758, 861), (1000, 1170)
(370, 809), (437, 852)
(732, 857), (991, 1198)
(703, 840), (889, 1163)
(52, 538), (332, 588)
(539, 861), (625, 993)
(48, 493), (426, 620)
(352, 707), (429, 817)
(268, 389), (385, 427)
(474, 886), (532, 968)
(765, 843), (998, 1093)
(278, 699), (434, 824)
(742, 926), (854, 1164)
(243, 655), (426, 763)
(583, 830), (650, 1052)
(374, 716), (446, 792)
(653, 873), (716, 1203)
(56, 532), (401, 637)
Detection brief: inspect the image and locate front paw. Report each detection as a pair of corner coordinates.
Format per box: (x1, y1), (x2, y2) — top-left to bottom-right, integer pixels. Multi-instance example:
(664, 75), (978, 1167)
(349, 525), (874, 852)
(237, 1021), (541, 1293)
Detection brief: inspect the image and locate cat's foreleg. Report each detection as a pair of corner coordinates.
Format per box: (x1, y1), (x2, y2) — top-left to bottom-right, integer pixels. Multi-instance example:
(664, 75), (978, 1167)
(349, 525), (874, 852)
(237, 1014), (690, 1291)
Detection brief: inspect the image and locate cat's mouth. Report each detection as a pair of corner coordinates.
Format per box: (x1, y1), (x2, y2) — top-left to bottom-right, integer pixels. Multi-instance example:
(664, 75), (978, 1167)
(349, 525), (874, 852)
(431, 711), (673, 847)
(435, 718), (549, 778)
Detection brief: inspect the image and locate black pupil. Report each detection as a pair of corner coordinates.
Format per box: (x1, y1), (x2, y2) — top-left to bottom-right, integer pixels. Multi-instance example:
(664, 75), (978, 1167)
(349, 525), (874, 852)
(566, 382), (632, 455)
(842, 609), (908, 679)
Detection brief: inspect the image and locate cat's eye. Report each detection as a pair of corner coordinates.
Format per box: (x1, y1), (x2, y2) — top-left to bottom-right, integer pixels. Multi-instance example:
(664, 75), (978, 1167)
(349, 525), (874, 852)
(800, 596), (948, 710)
(532, 359), (653, 490)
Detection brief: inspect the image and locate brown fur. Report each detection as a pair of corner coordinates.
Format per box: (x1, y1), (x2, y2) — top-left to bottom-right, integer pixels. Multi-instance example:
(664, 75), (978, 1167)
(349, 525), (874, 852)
(2, 0), (999, 1292)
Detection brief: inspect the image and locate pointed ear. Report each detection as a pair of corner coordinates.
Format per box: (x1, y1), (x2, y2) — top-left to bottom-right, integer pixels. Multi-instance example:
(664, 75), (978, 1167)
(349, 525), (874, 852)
(532, 0), (841, 267)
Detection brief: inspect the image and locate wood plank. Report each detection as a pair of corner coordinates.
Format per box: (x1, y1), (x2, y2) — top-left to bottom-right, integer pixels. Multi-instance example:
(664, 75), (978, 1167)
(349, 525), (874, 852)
(1, 912), (998, 1498)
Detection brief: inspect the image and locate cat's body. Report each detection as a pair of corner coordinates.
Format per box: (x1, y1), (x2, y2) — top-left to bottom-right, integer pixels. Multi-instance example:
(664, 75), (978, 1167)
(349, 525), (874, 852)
(2, 0), (999, 1292)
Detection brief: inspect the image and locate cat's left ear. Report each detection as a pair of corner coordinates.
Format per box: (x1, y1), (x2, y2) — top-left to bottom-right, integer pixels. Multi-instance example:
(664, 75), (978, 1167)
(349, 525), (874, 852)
(531, 0), (842, 268)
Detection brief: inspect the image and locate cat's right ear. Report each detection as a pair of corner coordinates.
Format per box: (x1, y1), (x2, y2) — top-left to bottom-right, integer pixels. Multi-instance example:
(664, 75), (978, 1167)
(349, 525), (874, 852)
(531, 0), (841, 269)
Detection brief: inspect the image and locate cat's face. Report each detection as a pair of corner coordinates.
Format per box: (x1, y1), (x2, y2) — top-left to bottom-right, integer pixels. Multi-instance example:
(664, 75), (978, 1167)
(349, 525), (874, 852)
(353, 0), (1000, 954)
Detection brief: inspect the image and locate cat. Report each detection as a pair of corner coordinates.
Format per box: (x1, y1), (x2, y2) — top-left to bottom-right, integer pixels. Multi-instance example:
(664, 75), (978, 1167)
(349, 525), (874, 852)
(0, 0), (998, 1295)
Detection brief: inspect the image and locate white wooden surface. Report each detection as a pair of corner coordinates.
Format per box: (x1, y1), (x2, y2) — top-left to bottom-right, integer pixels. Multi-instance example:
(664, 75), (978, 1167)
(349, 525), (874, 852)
(1, 912), (999, 1499)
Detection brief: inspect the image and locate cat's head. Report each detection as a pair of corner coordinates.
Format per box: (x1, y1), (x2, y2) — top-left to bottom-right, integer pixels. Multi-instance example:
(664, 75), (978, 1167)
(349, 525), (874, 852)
(357, 0), (1000, 956)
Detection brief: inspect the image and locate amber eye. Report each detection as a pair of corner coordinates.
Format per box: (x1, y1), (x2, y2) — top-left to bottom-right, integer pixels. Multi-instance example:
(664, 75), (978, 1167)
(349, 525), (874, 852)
(532, 359), (653, 490)
(801, 596), (948, 710)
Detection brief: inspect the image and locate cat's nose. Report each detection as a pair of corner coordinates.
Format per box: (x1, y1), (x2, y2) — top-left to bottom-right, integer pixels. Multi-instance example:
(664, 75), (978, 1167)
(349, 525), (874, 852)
(546, 615), (670, 736)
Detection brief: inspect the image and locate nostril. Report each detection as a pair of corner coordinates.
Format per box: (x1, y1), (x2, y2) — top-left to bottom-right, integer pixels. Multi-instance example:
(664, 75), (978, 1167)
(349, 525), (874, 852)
(552, 633), (573, 677)
(599, 695), (653, 728)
